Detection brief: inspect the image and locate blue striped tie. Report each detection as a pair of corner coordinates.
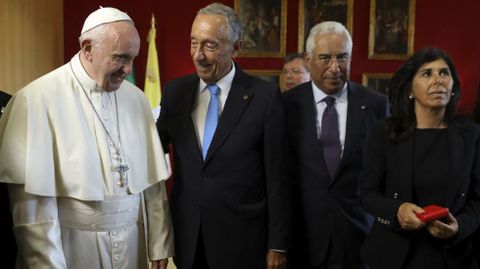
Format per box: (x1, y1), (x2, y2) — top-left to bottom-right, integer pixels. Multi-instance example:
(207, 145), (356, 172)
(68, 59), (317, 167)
(202, 84), (219, 159)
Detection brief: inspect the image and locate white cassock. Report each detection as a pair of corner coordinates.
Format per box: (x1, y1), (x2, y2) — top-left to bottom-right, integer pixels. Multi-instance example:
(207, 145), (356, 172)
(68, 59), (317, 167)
(0, 53), (174, 268)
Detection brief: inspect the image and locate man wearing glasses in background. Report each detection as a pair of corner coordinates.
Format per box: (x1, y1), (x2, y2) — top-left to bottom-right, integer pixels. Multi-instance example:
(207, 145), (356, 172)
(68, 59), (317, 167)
(279, 52), (311, 92)
(283, 21), (388, 269)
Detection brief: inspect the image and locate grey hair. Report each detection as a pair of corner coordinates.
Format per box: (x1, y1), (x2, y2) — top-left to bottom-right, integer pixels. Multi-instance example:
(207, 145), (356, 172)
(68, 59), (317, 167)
(198, 3), (243, 45)
(305, 21), (352, 57)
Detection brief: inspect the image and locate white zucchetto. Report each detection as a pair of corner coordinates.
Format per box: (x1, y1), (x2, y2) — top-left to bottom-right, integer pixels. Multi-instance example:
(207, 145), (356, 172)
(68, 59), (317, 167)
(81, 7), (133, 34)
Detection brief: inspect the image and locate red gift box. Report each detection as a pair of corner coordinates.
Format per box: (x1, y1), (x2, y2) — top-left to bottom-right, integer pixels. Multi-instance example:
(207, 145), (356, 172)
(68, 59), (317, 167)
(415, 205), (449, 222)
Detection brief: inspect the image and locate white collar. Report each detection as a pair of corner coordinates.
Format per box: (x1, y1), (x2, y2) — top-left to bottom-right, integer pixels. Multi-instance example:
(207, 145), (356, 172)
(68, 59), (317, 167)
(199, 61), (236, 94)
(71, 52), (104, 92)
(312, 81), (348, 104)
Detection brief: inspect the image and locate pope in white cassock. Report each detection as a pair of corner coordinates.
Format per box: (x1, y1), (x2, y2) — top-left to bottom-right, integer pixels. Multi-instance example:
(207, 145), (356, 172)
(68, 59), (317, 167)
(0, 7), (174, 269)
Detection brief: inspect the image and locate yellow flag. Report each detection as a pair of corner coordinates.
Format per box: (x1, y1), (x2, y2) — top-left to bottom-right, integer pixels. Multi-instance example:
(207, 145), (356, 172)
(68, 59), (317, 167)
(144, 14), (161, 113)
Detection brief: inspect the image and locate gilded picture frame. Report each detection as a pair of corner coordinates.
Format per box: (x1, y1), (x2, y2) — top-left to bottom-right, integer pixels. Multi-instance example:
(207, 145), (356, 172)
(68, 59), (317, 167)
(362, 73), (392, 95)
(245, 69), (281, 86)
(235, 0), (287, 57)
(368, 0), (416, 59)
(298, 0), (354, 52)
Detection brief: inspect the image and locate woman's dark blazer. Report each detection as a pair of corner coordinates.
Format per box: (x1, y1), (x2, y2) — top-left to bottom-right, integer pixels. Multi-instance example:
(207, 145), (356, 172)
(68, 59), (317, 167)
(360, 119), (480, 269)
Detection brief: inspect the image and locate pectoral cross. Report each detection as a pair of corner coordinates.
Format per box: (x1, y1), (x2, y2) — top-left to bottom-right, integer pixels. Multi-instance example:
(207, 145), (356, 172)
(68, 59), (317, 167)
(115, 163), (129, 187)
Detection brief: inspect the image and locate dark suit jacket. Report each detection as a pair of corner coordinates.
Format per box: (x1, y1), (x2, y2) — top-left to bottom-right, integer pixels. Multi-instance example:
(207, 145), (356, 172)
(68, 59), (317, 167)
(0, 91), (16, 268)
(157, 66), (290, 269)
(282, 81), (387, 267)
(360, 119), (480, 269)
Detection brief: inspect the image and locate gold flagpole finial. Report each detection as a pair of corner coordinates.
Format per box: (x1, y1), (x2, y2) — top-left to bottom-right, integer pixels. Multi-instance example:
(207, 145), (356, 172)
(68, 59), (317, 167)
(151, 14), (156, 28)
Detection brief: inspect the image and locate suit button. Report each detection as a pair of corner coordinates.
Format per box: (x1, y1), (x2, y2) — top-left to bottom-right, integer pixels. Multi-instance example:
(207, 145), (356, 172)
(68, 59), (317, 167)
(202, 176), (207, 181)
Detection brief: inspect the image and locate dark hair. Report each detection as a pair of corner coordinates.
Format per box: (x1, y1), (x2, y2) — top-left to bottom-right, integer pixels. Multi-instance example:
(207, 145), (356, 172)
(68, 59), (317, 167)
(283, 52), (309, 72)
(284, 52), (304, 63)
(386, 47), (461, 142)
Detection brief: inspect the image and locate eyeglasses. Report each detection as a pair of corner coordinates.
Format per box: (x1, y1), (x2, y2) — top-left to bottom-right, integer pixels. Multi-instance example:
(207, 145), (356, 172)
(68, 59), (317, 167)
(112, 55), (135, 66)
(317, 54), (351, 66)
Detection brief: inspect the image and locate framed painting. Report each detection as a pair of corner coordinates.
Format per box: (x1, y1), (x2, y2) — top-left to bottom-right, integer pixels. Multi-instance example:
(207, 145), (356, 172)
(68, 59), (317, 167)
(235, 0), (287, 57)
(368, 0), (416, 59)
(245, 69), (281, 86)
(362, 73), (392, 95)
(298, 0), (354, 52)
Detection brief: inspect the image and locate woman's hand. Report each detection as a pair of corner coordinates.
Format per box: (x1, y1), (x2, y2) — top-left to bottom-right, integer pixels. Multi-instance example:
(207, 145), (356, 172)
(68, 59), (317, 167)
(397, 202), (425, 230)
(426, 212), (458, 239)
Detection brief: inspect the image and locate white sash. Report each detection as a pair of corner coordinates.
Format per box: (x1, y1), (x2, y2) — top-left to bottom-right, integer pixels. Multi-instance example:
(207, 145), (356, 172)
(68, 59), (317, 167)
(58, 194), (140, 231)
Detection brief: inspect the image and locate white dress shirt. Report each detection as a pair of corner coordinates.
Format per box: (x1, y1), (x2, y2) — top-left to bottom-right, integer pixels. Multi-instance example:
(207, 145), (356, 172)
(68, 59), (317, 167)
(192, 62), (236, 149)
(312, 81), (348, 154)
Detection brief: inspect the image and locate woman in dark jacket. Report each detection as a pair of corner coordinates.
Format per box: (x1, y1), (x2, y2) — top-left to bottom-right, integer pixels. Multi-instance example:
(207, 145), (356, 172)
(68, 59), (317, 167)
(360, 47), (480, 269)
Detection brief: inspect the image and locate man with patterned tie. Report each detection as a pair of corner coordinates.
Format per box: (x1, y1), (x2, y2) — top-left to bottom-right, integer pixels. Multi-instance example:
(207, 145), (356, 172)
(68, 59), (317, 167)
(282, 21), (388, 269)
(157, 3), (290, 269)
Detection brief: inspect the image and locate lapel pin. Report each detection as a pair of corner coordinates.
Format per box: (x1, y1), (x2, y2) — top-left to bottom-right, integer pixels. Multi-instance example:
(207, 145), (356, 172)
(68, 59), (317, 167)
(242, 95), (249, 100)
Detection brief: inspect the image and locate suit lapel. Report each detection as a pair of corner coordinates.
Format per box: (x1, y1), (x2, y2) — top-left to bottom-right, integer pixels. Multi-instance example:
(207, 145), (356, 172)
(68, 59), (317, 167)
(341, 84), (363, 163)
(335, 84), (366, 181)
(204, 69), (253, 162)
(298, 84), (328, 177)
(299, 83), (323, 151)
(397, 135), (414, 200)
(394, 126), (464, 204)
(181, 77), (203, 160)
(445, 126), (464, 207)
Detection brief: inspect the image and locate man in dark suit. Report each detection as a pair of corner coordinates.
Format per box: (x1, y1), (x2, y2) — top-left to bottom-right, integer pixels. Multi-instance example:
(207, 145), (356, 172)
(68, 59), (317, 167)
(283, 21), (388, 269)
(0, 90), (16, 268)
(157, 3), (290, 269)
